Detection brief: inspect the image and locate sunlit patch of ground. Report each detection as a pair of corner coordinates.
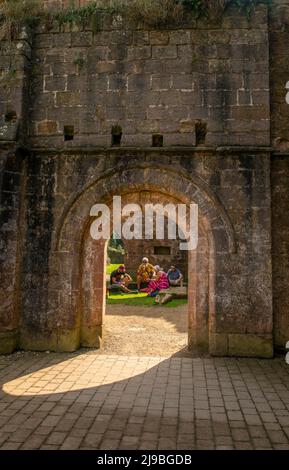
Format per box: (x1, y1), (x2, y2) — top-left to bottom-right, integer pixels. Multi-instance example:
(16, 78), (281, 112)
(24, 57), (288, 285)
(103, 303), (190, 357)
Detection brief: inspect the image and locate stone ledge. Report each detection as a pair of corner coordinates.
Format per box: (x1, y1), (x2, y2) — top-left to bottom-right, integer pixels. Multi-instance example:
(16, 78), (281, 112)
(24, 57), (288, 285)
(272, 151), (289, 157)
(0, 330), (18, 355)
(228, 334), (273, 358)
(29, 145), (273, 156)
(210, 333), (273, 358)
(19, 328), (80, 352)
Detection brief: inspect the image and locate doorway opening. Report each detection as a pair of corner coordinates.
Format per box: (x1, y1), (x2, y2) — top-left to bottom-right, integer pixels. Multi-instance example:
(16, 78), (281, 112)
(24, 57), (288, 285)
(104, 225), (189, 357)
(80, 187), (213, 355)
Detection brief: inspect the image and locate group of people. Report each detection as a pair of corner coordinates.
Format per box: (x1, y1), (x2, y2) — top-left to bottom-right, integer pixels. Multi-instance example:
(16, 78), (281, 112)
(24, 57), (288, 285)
(109, 257), (183, 297)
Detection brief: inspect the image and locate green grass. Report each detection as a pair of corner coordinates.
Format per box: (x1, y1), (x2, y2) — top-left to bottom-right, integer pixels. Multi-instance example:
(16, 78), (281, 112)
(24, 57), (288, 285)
(107, 292), (187, 308)
(106, 263), (121, 275)
(106, 265), (187, 307)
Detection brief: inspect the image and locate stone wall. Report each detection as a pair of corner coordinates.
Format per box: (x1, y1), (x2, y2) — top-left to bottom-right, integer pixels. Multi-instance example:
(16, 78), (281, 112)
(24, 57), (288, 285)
(271, 155), (289, 351)
(0, 145), (25, 354)
(0, 28), (33, 353)
(0, 27), (32, 143)
(269, 0), (289, 351)
(28, 5), (270, 147)
(1, 2), (289, 356)
(15, 149), (273, 357)
(270, 0), (289, 150)
(123, 237), (188, 278)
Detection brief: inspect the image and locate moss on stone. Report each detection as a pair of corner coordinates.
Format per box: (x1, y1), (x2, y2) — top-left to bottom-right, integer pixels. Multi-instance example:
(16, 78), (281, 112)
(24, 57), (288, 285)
(209, 333), (229, 356)
(81, 325), (104, 349)
(19, 328), (80, 352)
(0, 331), (18, 355)
(228, 334), (273, 358)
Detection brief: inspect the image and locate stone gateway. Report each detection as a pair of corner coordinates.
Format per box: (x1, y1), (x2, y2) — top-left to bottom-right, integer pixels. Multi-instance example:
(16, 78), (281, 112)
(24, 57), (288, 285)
(1, 0), (289, 358)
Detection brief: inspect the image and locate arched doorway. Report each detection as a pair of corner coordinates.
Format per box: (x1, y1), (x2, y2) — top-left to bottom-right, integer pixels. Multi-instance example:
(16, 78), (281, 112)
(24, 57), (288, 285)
(83, 190), (193, 354)
(50, 164), (235, 353)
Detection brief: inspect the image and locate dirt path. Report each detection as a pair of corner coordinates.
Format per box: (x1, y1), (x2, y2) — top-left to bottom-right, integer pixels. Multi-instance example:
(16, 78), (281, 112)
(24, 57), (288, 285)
(101, 303), (191, 357)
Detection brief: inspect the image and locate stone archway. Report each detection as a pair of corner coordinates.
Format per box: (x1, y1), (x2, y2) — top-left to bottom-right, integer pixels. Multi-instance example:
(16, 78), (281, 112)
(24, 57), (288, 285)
(81, 190), (209, 352)
(46, 164), (235, 353)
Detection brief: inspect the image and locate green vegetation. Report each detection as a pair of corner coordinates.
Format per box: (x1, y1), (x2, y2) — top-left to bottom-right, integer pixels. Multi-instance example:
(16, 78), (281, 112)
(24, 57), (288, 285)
(125, 0), (181, 27)
(106, 263), (120, 275)
(73, 55), (85, 69)
(0, 0), (44, 40)
(0, 0), (272, 41)
(54, 0), (271, 29)
(107, 292), (188, 307)
(233, 0), (271, 19)
(178, 0), (271, 19)
(55, 0), (123, 32)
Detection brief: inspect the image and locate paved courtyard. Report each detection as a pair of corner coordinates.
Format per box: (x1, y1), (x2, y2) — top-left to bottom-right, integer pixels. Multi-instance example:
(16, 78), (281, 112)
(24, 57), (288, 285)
(0, 351), (289, 450)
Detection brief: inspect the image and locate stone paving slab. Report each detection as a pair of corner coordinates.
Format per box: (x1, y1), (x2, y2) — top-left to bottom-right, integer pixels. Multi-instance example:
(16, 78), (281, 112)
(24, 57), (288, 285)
(0, 352), (289, 450)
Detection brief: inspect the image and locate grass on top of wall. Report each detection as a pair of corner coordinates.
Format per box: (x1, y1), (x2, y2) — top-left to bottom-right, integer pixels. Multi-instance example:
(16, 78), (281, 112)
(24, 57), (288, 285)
(0, 0), (44, 40)
(0, 0), (272, 41)
(55, 0), (271, 29)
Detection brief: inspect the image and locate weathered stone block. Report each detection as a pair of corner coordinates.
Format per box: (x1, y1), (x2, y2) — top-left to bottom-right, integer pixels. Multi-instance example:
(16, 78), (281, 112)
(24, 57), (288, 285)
(44, 76), (66, 92)
(209, 333), (228, 356)
(50, 61), (76, 75)
(127, 46), (151, 60)
(171, 74), (193, 90)
(158, 90), (180, 106)
(71, 31), (92, 47)
(56, 91), (80, 107)
(151, 75), (171, 91)
(108, 74), (127, 91)
(34, 33), (54, 49)
(180, 120), (195, 133)
(37, 120), (58, 135)
(81, 325), (104, 349)
(252, 90), (270, 106)
(0, 331), (18, 354)
(108, 44), (127, 61)
(127, 75), (150, 91)
(149, 31), (169, 45)
(152, 45), (177, 59)
(19, 328), (80, 352)
(133, 31), (149, 45)
(231, 106), (269, 121)
(228, 334), (273, 358)
(147, 105), (169, 120)
(93, 31), (111, 45)
(110, 30), (133, 45)
(106, 107), (125, 120)
(53, 32), (71, 48)
(169, 31), (190, 45)
(238, 90), (252, 106)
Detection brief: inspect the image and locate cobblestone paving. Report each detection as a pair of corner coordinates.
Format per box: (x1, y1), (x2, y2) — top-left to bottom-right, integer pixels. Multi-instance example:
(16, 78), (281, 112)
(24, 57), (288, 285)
(0, 352), (289, 450)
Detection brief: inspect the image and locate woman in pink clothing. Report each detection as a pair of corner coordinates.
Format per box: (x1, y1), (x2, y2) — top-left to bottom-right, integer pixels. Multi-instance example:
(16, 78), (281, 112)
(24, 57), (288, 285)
(140, 265), (169, 297)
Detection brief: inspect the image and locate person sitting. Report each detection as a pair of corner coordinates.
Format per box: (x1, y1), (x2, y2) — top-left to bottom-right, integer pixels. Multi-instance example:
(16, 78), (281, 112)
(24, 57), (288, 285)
(140, 265), (169, 297)
(137, 257), (155, 291)
(109, 265), (132, 293)
(167, 265), (183, 287)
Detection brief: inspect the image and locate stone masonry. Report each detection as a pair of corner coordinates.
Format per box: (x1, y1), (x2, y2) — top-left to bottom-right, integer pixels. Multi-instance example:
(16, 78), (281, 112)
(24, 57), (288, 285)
(0, 1), (289, 357)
